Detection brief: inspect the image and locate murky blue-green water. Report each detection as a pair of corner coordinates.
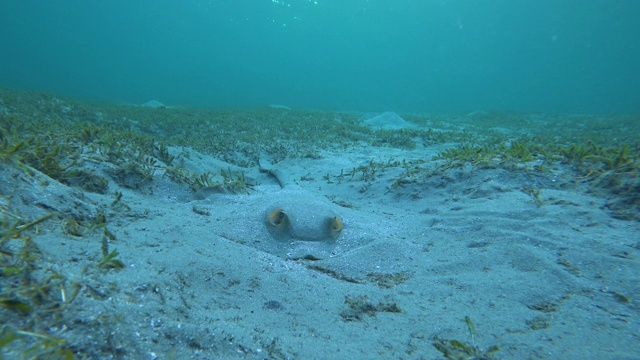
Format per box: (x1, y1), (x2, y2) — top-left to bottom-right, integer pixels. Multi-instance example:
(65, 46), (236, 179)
(1, 0), (638, 113)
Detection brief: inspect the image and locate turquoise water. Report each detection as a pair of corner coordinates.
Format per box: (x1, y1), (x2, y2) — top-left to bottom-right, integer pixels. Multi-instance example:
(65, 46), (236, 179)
(1, 0), (638, 113)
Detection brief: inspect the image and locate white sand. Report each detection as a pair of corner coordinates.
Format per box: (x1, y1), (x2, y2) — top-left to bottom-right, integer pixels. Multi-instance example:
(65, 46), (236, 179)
(3, 133), (638, 359)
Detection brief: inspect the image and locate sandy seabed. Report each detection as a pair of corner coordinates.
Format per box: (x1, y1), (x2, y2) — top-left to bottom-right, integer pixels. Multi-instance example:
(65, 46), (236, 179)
(1, 92), (639, 359)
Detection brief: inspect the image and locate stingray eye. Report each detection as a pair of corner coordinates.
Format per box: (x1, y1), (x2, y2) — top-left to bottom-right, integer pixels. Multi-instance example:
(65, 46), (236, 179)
(268, 208), (288, 227)
(330, 216), (343, 234)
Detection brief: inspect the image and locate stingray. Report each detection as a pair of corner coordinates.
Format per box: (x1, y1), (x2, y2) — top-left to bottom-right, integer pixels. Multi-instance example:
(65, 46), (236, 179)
(141, 100), (167, 109)
(194, 161), (403, 264)
(363, 111), (416, 130)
